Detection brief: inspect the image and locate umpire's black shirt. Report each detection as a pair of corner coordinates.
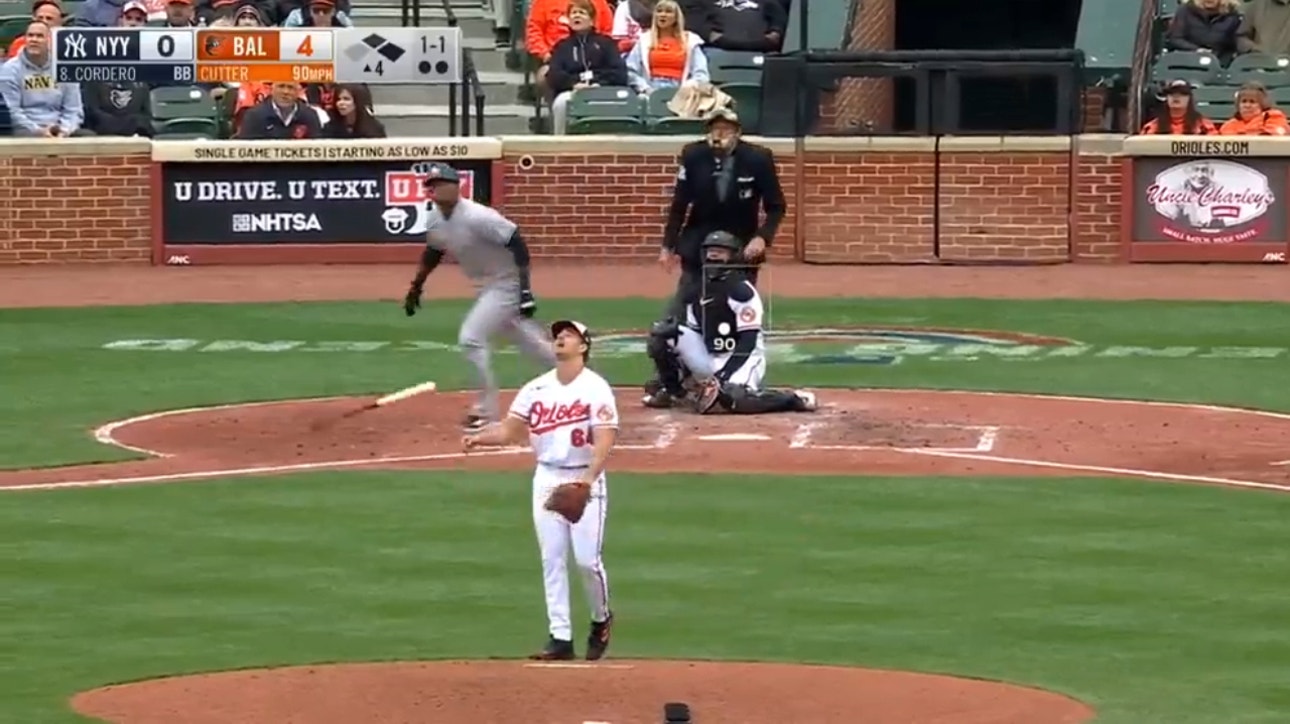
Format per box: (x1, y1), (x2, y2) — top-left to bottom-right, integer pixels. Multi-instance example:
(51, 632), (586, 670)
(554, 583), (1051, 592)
(662, 139), (787, 272)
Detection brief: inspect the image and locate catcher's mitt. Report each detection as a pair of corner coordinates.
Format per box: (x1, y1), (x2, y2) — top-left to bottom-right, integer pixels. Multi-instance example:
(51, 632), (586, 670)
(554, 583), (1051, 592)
(545, 481), (592, 523)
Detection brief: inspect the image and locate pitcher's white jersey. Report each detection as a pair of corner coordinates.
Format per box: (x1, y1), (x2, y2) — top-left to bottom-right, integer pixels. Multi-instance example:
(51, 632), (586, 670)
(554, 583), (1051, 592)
(508, 368), (620, 468)
(425, 198), (522, 289)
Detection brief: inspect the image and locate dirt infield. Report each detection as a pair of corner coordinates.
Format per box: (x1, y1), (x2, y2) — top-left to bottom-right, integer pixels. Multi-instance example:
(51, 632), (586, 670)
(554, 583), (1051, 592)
(71, 660), (1095, 724)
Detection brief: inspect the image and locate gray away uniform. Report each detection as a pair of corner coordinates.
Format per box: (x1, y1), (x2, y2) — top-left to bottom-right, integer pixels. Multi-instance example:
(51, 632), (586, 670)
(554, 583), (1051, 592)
(423, 198), (557, 420)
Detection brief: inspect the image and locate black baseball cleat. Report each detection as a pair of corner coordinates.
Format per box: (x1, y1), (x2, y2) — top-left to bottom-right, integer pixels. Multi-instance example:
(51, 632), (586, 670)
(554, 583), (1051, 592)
(461, 413), (490, 432)
(529, 636), (575, 661)
(586, 613), (613, 661)
(642, 391), (676, 409)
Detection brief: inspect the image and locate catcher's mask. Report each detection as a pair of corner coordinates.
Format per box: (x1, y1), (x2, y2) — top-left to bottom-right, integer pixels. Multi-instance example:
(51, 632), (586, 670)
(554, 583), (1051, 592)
(701, 230), (741, 282)
(551, 319), (592, 360)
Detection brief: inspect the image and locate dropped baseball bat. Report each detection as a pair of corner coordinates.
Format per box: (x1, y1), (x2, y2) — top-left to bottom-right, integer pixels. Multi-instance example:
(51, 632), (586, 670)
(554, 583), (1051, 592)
(340, 380), (439, 418)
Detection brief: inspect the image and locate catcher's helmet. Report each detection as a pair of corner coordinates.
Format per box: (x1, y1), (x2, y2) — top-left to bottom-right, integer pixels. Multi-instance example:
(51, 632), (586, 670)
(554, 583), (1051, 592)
(701, 230), (742, 252)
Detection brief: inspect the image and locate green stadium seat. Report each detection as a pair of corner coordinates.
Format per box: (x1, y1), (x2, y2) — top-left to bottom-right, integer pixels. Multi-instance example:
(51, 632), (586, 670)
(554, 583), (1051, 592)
(156, 117), (219, 138)
(718, 82), (762, 131)
(1151, 50), (1222, 85)
(0, 14), (29, 49)
(1192, 85), (1236, 121)
(705, 49), (765, 85)
(1226, 53), (1290, 88)
(644, 86), (679, 117)
(150, 86), (216, 134)
(648, 117), (705, 135)
(565, 86), (646, 134)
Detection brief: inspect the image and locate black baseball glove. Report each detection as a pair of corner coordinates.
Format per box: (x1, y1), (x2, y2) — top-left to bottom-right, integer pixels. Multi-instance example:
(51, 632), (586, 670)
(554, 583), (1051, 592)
(404, 282), (423, 317)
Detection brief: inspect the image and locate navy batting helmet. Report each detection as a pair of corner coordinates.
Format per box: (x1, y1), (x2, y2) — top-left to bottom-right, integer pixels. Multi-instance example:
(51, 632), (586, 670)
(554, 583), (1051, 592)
(701, 230), (742, 252)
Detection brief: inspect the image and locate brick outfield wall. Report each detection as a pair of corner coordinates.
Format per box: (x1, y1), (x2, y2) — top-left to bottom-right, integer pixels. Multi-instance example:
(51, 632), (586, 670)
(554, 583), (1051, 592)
(0, 136), (1126, 265)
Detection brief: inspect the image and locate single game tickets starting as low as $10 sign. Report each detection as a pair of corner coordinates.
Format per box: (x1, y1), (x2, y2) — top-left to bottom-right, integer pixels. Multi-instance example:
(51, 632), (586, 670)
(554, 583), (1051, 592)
(51, 27), (462, 86)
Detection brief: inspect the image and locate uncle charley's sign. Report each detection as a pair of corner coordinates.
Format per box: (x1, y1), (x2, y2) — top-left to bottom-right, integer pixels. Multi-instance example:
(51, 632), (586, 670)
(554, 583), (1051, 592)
(1133, 158), (1283, 244)
(159, 160), (492, 244)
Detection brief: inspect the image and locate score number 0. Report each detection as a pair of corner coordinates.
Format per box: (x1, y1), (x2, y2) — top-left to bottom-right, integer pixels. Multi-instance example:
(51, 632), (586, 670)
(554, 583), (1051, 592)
(152, 34), (194, 81)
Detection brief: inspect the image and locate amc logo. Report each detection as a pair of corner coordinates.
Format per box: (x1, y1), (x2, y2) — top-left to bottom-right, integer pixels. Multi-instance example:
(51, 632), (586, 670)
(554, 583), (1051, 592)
(1261, 251), (1286, 263)
(166, 255), (192, 266)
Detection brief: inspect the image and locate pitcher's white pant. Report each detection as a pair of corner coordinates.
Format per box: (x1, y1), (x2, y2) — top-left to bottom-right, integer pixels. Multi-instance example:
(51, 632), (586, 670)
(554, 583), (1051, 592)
(673, 327), (766, 389)
(532, 463), (611, 641)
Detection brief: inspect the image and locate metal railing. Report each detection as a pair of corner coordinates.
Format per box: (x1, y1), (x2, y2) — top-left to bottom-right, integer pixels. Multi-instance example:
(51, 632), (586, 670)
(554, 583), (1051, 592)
(399, 0), (488, 136)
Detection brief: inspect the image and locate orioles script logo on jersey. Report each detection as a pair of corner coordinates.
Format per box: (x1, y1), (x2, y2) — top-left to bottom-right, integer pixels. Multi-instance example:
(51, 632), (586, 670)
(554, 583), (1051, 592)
(529, 400), (591, 435)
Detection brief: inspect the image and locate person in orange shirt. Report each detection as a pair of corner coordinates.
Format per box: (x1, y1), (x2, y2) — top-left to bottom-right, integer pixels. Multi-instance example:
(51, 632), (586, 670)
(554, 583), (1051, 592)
(526, 0), (613, 90)
(1219, 81), (1290, 135)
(1140, 79), (1218, 135)
(624, 0), (709, 94)
(8, 0), (62, 60)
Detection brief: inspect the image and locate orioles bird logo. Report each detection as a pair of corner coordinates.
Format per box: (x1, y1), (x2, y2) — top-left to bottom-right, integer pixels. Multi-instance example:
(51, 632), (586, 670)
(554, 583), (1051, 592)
(203, 36), (224, 55)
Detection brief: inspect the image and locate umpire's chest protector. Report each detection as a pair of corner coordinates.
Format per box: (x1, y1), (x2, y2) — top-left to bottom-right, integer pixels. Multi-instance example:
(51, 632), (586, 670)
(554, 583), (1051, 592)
(682, 143), (770, 240)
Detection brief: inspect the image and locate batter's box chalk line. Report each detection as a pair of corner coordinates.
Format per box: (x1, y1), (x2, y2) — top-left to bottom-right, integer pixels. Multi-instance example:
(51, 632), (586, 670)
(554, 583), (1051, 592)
(798, 421), (1001, 453)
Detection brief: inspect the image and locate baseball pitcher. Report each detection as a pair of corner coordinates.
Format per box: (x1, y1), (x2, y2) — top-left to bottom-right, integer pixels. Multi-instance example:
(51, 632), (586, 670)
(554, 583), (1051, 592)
(403, 163), (557, 431)
(642, 231), (817, 415)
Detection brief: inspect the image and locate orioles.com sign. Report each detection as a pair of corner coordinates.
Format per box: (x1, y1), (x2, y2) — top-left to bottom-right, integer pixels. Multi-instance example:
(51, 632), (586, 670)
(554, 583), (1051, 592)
(159, 160), (491, 244)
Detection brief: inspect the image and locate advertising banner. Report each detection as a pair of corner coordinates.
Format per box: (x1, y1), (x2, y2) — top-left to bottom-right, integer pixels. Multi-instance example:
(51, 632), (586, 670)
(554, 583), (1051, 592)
(159, 160), (492, 245)
(1128, 156), (1289, 262)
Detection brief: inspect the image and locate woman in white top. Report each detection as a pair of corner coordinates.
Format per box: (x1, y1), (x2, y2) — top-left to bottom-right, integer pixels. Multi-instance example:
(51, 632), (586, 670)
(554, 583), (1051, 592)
(624, 0), (709, 94)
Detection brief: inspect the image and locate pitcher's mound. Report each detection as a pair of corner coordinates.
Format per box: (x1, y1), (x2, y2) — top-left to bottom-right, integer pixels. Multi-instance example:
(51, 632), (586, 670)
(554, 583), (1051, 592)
(72, 660), (1094, 724)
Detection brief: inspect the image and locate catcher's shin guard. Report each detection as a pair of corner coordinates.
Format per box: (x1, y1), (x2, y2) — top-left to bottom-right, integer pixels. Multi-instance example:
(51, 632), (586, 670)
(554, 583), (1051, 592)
(646, 320), (687, 397)
(718, 385), (815, 414)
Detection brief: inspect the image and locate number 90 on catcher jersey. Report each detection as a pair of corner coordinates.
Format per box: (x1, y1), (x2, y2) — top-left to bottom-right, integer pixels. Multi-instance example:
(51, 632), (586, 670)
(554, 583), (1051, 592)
(686, 279), (765, 357)
(507, 368), (619, 467)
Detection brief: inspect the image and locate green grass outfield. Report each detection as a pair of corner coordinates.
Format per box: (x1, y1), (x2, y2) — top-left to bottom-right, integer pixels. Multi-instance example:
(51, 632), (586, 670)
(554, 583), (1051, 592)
(3, 297), (1290, 723)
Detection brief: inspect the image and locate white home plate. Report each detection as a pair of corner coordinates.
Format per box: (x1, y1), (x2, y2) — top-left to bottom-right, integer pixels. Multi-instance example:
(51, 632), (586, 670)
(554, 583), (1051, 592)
(697, 433), (771, 442)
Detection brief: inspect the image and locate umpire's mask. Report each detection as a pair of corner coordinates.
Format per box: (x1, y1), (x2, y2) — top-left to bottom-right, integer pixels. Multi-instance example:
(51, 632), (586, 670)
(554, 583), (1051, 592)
(704, 108), (741, 154)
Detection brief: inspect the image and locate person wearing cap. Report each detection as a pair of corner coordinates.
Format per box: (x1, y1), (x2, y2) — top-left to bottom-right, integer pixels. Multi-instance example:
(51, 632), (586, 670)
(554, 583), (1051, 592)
(282, 0), (353, 28)
(1139, 79), (1219, 135)
(163, 0), (198, 27)
(462, 317), (618, 662)
(403, 162), (556, 432)
(659, 106), (783, 316)
(119, 0), (148, 25)
(81, 2), (153, 136)
(9, 0), (62, 59)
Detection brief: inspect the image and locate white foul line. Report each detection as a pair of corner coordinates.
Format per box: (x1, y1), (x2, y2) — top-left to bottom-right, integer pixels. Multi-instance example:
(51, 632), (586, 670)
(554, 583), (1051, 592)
(1, 448), (527, 493)
(975, 426), (999, 452)
(652, 414), (679, 449)
(789, 421), (822, 449)
(902, 448), (1290, 493)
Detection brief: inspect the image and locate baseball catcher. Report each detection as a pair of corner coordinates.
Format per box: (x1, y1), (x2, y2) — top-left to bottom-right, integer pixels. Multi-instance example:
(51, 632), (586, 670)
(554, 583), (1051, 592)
(642, 231), (817, 415)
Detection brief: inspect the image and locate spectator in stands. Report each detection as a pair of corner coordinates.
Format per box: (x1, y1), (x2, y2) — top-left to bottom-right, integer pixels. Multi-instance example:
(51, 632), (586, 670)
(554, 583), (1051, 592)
(10, 0), (64, 59)
(625, 0), (709, 94)
(323, 84), (386, 138)
(677, 0), (718, 41)
(708, 0), (786, 52)
(1140, 79), (1219, 134)
(1238, 0), (1290, 57)
(236, 80), (322, 139)
(283, 0), (353, 28)
(233, 1), (266, 25)
(118, 0), (148, 26)
(82, 70), (152, 136)
(0, 21), (86, 137)
(612, 0), (654, 53)
(164, 0), (199, 27)
(525, 0), (612, 91)
(1167, 0), (1244, 65)
(70, 0), (124, 27)
(1219, 80), (1290, 133)
(546, 0), (627, 133)
(81, 3), (153, 136)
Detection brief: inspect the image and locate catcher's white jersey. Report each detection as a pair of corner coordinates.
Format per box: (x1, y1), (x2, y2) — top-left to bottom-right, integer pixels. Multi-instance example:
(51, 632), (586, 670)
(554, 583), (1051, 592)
(508, 367), (619, 469)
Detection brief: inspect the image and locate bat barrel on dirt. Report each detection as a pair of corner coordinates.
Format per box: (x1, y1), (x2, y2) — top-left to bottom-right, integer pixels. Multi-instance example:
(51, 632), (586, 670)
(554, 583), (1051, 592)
(340, 380), (439, 418)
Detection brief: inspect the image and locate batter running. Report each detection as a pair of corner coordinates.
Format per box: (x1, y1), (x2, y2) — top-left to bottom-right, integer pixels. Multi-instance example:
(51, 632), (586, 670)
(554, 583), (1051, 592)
(463, 320), (617, 661)
(403, 163), (557, 431)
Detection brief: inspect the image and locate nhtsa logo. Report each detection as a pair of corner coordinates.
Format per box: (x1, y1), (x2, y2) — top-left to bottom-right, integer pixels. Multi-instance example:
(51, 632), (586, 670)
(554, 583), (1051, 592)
(98, 329), (1290, 364)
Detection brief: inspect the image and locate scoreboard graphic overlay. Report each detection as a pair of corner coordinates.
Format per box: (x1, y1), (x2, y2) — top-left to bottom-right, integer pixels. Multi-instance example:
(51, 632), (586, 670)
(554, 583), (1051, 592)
(52, 27), (461, 85)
